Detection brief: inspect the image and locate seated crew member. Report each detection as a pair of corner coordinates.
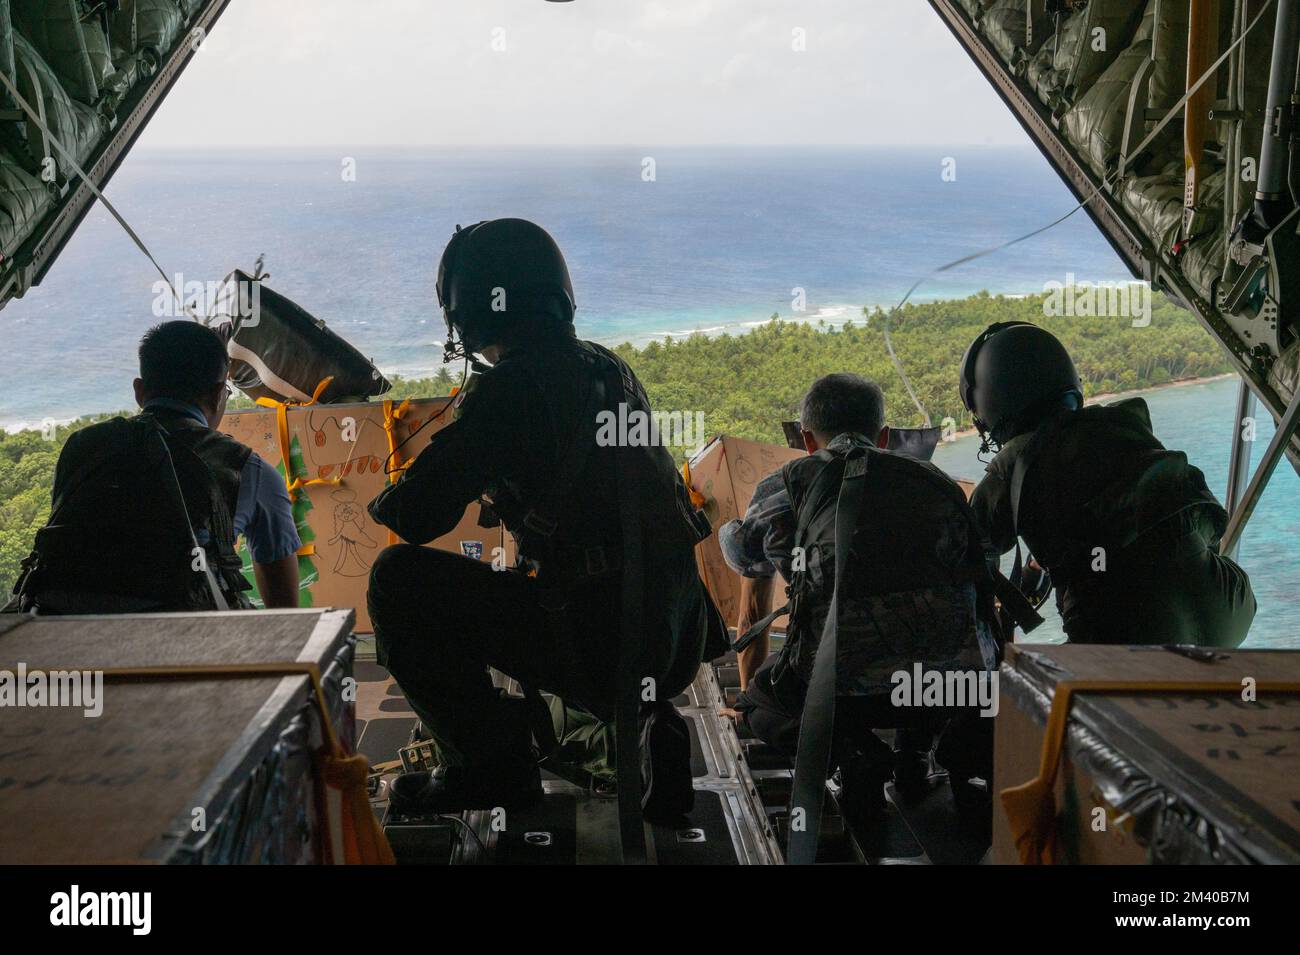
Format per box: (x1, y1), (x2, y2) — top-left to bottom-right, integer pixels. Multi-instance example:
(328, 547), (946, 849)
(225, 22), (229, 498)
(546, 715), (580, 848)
(960, 322), (1256, 647)
(719, 374), (997, 824)
(9, 321), (301, 613)
(367, 218), (719, 814)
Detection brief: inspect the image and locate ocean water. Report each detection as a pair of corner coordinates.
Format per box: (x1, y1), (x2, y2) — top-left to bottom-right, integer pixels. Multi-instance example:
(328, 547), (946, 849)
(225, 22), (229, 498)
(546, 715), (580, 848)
(933, 376), (1300, 649)
(0, 146), (1126, 427)
(0, 147), (1294, 645)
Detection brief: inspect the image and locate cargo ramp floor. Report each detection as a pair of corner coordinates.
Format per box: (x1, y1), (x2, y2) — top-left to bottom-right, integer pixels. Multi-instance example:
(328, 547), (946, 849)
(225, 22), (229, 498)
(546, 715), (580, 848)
(355, 641), (988, 865)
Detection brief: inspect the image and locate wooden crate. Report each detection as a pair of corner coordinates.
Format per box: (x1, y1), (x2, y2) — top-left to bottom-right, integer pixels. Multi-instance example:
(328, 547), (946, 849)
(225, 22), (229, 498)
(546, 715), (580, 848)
(0, 609), (356, 864)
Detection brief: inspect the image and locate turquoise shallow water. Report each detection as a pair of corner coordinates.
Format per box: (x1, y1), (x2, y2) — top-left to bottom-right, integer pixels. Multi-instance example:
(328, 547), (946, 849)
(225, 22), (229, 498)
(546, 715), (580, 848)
(932, 377), (1299, 649)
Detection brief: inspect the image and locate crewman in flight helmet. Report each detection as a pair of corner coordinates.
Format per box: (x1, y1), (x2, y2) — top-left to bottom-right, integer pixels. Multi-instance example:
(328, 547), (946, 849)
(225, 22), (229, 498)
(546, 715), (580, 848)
(367, 218), (722, 815)
(960, 321), (1256, 647)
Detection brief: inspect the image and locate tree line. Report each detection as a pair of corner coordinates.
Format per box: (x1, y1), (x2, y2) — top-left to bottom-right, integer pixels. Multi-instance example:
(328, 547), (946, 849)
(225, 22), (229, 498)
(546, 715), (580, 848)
(0, 291), (1232, 592)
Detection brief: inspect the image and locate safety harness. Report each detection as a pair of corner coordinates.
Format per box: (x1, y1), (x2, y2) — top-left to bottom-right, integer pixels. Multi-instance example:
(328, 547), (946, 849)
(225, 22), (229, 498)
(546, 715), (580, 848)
(731, 457), (1042, 658)
(743, 443), (1043, 865)
(785, 446), (868, 865)
(1000, 403), (1226, 621)
(487, 344), (624, 588)
(146, 414), (243, 612)
(481, 341), (705, 862)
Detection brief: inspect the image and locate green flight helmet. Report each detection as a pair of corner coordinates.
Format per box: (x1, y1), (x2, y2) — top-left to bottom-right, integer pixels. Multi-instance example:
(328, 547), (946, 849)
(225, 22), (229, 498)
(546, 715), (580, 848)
(436, 218), (576, 360)
(959, 322), (1082, 446)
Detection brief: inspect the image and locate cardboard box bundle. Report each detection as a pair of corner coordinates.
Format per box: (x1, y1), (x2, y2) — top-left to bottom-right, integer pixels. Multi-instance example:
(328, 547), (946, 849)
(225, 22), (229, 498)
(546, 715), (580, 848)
(220, 397), (506, 631)
(217, 409), (972, 637)
(222, 405), (800, 634)
(994, 642), (1300, 864)
(685, 435), (805, 630)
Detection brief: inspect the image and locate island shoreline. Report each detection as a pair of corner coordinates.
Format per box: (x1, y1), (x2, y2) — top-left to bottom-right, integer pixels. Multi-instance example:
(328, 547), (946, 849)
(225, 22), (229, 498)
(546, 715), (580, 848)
(943, 372), (1237, 441)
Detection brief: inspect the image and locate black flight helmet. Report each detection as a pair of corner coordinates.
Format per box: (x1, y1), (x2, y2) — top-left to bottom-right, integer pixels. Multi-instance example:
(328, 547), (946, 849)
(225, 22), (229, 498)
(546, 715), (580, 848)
(436, 218), (576, 361)
(959, 321), (1082, 447)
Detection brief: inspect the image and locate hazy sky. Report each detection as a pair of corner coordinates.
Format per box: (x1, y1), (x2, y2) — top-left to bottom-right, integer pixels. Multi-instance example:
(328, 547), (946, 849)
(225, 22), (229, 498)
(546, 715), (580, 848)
(138, 0), (1028, 148)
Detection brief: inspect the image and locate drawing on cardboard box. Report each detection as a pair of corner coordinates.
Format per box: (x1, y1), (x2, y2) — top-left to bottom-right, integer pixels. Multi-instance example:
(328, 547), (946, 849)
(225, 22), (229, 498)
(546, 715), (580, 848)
(327, 488), (379, 577)
(734, 454), (757, 487)
(306, 409), (390, 481)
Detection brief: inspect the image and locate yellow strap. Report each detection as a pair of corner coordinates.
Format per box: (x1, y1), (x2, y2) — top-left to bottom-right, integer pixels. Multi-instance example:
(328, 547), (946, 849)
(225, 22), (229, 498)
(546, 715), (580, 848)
(255, 378), (338, 557)
(381, 398), (412, 479)
(29, 661), (395, 865)
(1002, 677), (1300, 864)
(381, 399), (412, 546)
(255, 376), (338, 502)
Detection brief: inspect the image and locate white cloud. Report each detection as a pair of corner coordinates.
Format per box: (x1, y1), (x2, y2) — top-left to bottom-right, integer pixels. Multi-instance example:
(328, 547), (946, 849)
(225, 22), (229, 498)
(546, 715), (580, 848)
(136, 0), (1027, 148)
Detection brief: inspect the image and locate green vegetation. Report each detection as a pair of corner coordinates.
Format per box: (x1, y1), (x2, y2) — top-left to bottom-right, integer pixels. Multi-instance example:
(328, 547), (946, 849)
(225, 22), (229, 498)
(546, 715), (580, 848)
(0, 291), (1231, 594)
(0, 411), (128, 601)
(613, 291), (1231, 449)
(0, 428), (56, 601)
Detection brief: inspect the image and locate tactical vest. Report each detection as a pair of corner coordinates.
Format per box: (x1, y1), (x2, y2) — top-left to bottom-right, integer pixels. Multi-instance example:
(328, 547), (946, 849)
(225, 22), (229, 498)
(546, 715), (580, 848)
(1007, 400), (1230, 616)
(481, 337), (721, 696)
(12, 410), (254, 614)
(780, 435), (996, 695)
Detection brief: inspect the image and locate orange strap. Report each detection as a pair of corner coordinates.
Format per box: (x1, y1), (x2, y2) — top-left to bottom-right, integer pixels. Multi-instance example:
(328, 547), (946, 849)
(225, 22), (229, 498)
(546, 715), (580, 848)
(381, 398), (412, 546)
(681, 459), (707, 509)
(255, 377), (338, 557)
(31, 661), (394, 865)
(1002, 677), (1300, 864)
(681, 458), (724, 611)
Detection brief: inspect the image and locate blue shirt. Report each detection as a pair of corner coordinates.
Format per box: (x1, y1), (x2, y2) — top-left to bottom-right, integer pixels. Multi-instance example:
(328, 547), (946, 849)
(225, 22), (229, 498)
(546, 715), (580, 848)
(144, 399), (302, 564)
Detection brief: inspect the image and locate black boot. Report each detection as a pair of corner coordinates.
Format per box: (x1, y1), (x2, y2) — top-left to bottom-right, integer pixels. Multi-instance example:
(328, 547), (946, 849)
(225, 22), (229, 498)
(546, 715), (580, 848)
(389, 695), (542, 815)
(892, 749), (932, 804)
(640, 701), (695, 823)
(950, 773), (993, 846)
(836, 752), (889, 832)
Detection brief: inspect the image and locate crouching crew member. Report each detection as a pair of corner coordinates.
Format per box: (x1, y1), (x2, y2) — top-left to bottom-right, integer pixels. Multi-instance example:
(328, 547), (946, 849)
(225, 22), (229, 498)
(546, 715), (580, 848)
(368, 218), (721, 815)
(960, 321), (1256, 647)
(719, 373), (1002, 842)
(8, 321), (301, 614)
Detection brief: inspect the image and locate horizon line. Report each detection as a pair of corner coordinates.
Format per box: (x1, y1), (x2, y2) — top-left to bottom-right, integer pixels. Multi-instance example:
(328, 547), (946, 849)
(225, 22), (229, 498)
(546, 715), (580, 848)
(132, 141), (1037, 152)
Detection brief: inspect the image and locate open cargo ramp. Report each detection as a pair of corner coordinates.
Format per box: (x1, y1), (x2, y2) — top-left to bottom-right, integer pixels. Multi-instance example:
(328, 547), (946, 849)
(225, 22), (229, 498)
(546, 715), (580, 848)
(367, 642), (991, 865)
